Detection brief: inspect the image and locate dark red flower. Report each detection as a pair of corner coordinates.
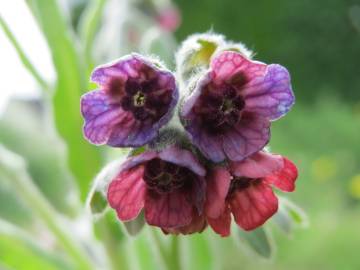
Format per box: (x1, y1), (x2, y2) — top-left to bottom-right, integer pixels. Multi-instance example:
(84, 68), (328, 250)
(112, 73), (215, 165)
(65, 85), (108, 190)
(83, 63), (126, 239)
(205, 151), (298, 236)
(107, 146), (206, 234)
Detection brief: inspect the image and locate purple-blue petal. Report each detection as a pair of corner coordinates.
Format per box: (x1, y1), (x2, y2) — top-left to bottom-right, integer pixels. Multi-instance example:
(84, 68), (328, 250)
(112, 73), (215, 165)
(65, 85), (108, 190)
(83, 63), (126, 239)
(81, 90), (127, 145)
(119, 145), (205, 177)
(221, 113), (270, 161)
(243, 64), (295, 120)
(158, 145), (206, 176)
(83, 53), (178, 147)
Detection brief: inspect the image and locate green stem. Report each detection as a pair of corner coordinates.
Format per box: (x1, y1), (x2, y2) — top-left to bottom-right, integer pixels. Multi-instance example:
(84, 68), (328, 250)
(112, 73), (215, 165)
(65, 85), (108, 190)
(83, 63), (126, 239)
(149, 229), (182, 270)
(0, 15), (50, 91)
(170, 236), (181, 270)
(149, 228), (170, 269)
(0, 161), (95, 270)
(97, 217), (130, 270)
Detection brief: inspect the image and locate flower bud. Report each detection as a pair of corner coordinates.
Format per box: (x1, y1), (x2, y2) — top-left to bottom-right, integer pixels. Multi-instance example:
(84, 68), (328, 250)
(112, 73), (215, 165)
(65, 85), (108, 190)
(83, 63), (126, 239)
(176, 33), (225, 84)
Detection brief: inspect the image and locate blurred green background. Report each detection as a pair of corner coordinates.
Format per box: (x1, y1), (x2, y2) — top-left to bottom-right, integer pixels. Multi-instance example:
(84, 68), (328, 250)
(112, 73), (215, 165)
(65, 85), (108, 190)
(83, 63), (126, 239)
(1, 0), (360, 269)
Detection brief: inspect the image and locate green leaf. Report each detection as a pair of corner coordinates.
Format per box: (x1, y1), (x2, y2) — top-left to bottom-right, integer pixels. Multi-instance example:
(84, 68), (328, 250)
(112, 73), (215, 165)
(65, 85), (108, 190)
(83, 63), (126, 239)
(89, 190), (108, 215)
(78, 0), (107, 70)
(236, 227), (274, 259)
(0, 219), (71, 270)
(85, 158), (125, 217)
(280, 197), (309, 228)
(0, 145), (95, 270)
(0, 100), (80, 216)
(272, 205), (293, 235)
(123, 212), (145, 236)
(26, 0), (103, 201)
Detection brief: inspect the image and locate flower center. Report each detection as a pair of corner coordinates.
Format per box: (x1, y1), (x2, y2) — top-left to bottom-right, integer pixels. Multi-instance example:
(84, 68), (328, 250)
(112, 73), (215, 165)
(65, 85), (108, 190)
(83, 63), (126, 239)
(143, 158), (195, 194)
(108, 78), (172, 123)
(196, 85), (245, 135)
(133, 91), (146, 107)
(226, 177), (260, 198)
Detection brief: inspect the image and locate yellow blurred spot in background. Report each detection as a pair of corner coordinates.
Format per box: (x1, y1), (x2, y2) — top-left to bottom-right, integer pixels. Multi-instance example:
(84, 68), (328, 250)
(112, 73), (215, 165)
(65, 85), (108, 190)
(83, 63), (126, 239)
(311, 156), (337, 182)
(349, 174), (360, 199)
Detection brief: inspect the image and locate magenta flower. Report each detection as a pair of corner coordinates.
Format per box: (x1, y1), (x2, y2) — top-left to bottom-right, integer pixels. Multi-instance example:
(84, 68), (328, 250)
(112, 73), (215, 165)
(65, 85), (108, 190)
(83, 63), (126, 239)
(204, 151), (298, 236)
(180, 51), (294, 162)
(156, 5), (181, 32)
(107, 145), (207, 234)
(81, 54), (178, 147)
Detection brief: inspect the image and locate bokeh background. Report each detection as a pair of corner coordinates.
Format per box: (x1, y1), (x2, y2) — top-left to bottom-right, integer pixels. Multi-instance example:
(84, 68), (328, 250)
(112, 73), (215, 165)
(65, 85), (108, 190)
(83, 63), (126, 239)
(1, 0), (360, 269)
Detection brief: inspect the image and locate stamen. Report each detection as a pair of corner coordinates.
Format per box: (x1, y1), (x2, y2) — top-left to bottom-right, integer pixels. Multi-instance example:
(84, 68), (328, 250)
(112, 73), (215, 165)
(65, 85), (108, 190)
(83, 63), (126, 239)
(133, 91), (146, 107)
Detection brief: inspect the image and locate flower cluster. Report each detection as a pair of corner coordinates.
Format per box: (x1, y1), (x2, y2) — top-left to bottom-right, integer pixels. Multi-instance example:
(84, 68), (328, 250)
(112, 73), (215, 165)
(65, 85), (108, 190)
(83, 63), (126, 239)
(81, 33), (298, 236)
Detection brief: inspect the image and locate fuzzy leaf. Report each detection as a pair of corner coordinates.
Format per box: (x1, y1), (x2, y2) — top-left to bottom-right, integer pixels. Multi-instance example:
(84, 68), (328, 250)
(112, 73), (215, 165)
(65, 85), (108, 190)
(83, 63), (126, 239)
(26, 0), (103, 202)
(236, 227), (274, 259)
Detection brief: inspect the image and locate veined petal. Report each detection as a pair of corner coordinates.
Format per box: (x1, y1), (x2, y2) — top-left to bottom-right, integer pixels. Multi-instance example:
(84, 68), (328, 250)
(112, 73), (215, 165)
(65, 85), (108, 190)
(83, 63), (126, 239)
(145, 190), (193, 228)
(222, 113), (270, 161)
(230, 151), (283, 178)
(210, 51), (267, 84)
(107, 166), (146, 221)
(230, 182), (278, 231)
(205, 167), (231, 219)
(162, 211), (207, 235)
(90, 54), (143, 86)
(243, 64), (295, 120)
(81, 90), (130, 145)
(185, 122), (226, 162)
(107, 121), (157, 147)
(207, 207), (232, 237)
(158, 145), (206, 176)
(191, 176), (207, 215)
(263, 157), (298, 192)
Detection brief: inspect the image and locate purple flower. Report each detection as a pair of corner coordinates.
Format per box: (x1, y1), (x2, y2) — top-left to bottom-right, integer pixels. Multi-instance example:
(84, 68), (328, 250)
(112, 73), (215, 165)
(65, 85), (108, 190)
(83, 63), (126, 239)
(180, 51), (295, 162)
(81, 54), (178, 147)
(107, 145), (207, 234)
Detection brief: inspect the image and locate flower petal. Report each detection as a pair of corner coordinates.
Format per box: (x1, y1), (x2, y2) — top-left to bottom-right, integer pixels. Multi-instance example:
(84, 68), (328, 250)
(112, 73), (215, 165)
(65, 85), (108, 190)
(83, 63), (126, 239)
(210, 51), (267, 84)
(263, 157), (298, 192)
(145, 190), (193, 228)
(107, 166), (146, 221)
(81, 90), (131, 145)
(107, 121), (158, 147)
(243, 64), (295, 120)
(90, 54), (143, 86)
(207, 207), (232, 237)
(120, 151), (158, 172)
(205, 167), (231, 219)
(230, 182), (278, 231)
(186, 124), (226, 162)
(222, 112), (270, 161)
(162, 211), (207, 235)
(230, 151), (283, 179)
(158, 145), (206, 176)
(191, 176), (207, 215)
